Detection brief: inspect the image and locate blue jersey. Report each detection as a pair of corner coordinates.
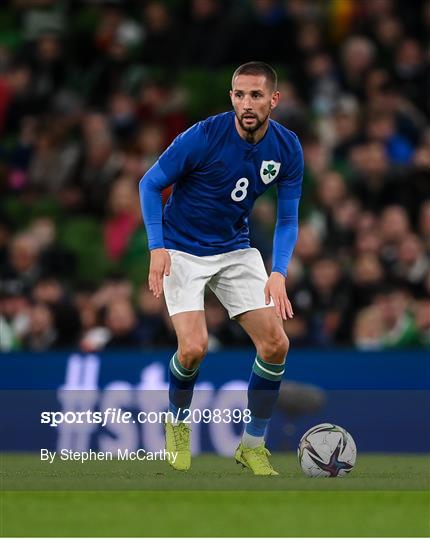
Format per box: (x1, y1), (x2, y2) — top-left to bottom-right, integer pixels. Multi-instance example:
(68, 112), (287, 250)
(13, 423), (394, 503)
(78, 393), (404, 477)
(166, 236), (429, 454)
(140, 111), (303, 275)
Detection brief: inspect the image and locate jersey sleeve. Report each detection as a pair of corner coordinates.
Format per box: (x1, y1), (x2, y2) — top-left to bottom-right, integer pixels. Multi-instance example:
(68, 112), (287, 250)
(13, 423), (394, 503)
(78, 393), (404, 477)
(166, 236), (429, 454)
(277, 134), (304, 200)
(272, 197), (300, 276)
(139, 121), (208, 250)
(158, 121), (208, 181)
(271, 135), (304, 276)
(139, 162), (170, 250)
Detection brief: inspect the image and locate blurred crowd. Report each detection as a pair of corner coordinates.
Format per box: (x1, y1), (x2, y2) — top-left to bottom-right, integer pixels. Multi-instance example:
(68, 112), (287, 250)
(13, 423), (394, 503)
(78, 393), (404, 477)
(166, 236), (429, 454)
(0, 0), (429, 352)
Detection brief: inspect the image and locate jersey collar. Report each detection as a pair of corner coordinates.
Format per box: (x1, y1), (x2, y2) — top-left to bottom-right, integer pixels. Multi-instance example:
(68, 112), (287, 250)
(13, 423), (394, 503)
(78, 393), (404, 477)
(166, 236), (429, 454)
(230, 110), (271, 151)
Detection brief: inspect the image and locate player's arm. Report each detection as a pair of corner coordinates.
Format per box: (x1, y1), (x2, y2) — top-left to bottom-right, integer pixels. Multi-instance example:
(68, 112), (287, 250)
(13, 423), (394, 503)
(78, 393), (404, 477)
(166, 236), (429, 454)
(266, 196), (300, 319)
(139, 162), (172, 298)
(139, 122), (207, 297)
(266, 139), (303, 320)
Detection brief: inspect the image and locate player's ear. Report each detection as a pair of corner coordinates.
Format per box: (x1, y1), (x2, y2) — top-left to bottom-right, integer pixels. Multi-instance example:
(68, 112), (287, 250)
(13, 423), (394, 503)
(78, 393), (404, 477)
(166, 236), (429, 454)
(271, 91), (280, 110)
(229, 89), (233, 104)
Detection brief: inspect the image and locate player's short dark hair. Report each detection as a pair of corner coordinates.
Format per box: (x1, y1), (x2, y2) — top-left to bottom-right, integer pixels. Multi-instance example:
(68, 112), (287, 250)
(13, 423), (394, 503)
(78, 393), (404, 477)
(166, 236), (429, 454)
(231, 61), (278, 91)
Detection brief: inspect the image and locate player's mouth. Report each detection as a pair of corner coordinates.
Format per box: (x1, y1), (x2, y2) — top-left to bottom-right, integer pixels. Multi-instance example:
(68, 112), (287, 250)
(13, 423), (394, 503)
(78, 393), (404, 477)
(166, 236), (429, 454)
(242, 114), (257, 123)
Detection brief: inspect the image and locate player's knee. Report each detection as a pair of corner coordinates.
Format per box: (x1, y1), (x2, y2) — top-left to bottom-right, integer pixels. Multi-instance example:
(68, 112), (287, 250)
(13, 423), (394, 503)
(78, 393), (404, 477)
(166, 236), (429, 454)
(178, 339), (208, 369)
(259, 332), (289, 363)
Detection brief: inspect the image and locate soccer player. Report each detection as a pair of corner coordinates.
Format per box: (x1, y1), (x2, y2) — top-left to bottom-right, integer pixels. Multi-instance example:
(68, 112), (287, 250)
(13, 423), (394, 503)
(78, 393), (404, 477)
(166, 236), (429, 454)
(139, 62), (303, 476)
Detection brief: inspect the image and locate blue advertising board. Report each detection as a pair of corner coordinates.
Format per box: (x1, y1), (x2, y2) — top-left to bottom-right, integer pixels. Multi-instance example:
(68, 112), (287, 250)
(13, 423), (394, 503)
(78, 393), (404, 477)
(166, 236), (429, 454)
(1, 349), (429, 453)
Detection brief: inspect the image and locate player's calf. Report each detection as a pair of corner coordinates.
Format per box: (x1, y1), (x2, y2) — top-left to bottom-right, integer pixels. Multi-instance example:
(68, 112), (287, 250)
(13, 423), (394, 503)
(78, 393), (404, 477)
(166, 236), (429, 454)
(166, 352), (198, 471)
(240, 354), (286, 459)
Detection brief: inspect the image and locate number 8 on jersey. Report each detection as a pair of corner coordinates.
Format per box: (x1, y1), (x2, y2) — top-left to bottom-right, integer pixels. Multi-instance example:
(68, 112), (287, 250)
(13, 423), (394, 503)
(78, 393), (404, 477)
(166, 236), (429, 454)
(231, 177), (249, 202)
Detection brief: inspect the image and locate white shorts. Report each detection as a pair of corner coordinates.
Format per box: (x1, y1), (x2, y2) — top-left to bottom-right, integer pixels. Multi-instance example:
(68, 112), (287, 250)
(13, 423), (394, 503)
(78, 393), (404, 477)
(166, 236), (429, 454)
(164, 248), (274, 319)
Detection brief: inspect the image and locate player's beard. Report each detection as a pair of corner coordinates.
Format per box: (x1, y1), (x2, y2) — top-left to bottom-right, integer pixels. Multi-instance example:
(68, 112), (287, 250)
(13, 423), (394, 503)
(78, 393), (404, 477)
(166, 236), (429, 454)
(237, 108), (271, 134)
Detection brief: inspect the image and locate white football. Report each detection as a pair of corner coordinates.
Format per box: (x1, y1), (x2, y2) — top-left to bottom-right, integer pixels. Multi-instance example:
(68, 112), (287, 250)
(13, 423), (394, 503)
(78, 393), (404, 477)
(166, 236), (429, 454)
(298, 423), (357, 477)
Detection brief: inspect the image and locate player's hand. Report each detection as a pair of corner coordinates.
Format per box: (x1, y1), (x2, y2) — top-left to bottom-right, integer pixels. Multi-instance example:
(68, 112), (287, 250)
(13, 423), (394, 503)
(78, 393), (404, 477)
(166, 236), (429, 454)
(264, 272), (293, 321)
(149, 248), (171, 298)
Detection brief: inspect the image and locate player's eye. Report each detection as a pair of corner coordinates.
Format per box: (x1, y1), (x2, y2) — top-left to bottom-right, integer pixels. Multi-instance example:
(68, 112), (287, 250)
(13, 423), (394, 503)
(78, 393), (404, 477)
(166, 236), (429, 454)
(252, 93), (262, 99)
(235, 92), (243, 98)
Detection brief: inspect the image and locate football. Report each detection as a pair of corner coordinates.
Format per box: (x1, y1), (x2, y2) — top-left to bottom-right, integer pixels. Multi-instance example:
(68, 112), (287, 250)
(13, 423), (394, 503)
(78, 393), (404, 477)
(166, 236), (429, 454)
(298, 423), (357, 477)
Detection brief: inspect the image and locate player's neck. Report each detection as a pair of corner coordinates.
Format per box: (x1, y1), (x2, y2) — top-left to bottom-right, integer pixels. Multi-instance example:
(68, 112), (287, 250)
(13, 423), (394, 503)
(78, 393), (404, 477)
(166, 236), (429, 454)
(234, 117), (269, 145)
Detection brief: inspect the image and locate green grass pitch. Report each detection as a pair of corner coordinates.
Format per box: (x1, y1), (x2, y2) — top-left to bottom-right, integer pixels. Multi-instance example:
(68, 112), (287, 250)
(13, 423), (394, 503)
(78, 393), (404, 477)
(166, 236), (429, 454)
(1, 453), (429, 537)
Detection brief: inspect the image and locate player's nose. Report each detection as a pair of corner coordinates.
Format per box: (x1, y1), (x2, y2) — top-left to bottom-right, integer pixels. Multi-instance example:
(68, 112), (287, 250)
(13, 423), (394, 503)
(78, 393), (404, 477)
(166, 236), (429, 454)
(243, 96), (252, 110)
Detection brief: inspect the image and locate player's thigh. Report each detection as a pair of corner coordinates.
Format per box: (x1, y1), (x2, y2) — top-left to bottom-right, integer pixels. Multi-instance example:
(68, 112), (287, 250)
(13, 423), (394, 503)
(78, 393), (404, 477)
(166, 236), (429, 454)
(237, 307), (289, 363)
(163, 250), (212, 366)
(171, 310), (208, 367)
